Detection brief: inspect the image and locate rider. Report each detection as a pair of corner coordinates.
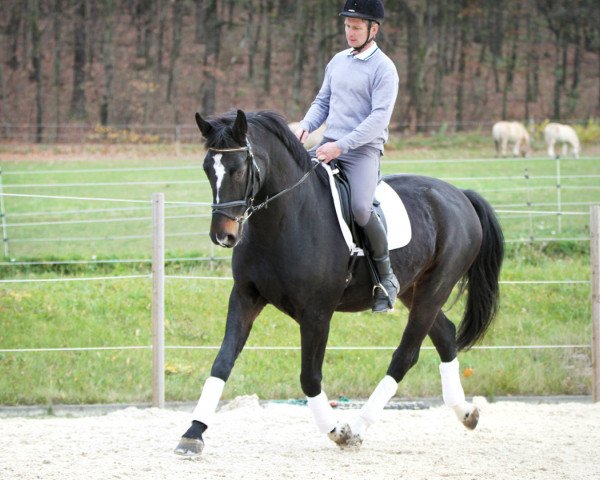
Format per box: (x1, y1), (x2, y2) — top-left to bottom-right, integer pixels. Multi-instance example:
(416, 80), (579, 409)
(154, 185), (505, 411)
(295, 0), (400, 313)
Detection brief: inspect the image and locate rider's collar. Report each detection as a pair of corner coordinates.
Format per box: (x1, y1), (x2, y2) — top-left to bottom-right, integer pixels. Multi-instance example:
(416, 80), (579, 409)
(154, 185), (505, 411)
(347, 42), (378, 61)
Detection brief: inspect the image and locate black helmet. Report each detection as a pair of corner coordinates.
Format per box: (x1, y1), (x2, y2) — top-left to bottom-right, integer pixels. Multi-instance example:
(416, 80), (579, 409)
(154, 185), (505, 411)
(339, 0), (385, 25)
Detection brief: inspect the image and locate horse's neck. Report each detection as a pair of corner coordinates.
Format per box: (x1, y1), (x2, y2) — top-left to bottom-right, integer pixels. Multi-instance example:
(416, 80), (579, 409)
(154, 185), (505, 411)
(256, 150), (324, 221)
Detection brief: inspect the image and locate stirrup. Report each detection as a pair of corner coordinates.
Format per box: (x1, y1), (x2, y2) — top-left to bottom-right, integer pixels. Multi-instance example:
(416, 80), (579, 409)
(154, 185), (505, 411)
(372, 283), (396, 313)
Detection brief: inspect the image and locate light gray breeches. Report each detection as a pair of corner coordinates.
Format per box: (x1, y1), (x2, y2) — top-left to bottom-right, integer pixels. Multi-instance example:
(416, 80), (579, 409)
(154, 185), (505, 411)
(310, 142), (381, 227)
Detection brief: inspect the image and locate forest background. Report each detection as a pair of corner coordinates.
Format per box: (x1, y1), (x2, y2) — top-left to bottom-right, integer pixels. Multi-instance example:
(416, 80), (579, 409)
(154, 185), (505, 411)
(1, 0), (599, 143)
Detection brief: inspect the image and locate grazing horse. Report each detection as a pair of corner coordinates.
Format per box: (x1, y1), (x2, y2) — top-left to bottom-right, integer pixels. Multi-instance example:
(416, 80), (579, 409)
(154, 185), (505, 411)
(544, 122), (580, 159)
(175, 109), (504, 456)
(492, 121), (530, 157)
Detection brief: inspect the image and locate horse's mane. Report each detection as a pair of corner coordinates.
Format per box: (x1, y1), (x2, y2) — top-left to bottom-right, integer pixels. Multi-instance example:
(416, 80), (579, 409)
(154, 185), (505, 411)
(206, 110), (313, 170)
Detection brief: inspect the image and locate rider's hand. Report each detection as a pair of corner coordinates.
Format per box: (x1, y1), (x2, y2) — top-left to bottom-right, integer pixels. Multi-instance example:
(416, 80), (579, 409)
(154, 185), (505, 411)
(315, 142), (341, 164)
(295, 128), (308, 144)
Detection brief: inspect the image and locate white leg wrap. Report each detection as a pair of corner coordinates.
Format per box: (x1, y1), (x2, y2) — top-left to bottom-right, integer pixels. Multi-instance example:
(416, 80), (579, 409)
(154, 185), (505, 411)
(439, 358), (466, 407)
(351, 375), (397, 436)
(307, 391), (337, 434)
(191, 376), (225, 426)
(439, 358), (473, 421)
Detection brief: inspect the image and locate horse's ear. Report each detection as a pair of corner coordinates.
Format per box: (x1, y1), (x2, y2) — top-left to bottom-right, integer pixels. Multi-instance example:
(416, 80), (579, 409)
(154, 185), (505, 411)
(232, 109), (248, 145)
(195, 112), (212, 138)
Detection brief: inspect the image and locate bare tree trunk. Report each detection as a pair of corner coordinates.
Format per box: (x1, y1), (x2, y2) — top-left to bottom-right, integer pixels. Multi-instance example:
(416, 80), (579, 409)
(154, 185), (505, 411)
(524, 10), (537, 120)
(194, 0), (204, 44)
(244, 0), (256, 80)
(166, 0), (183, 104)
(7, 5), (22, 70)
(598, 49), (600, 114)
(87, 0), (99, 71)
(455, 0), (468, 132)
(99, 0), (115, 126)
(52, 0), (63, 140)
(552, 30), (564, 120)
(69, 0), (87, 120)
(134, 0), (153, 64)
(263, 0), (274, 94)
(398, 1), (427, 132)
(156, 0), (166, 71)
(0, 60), (6, 137)
(200, 0), (222, 115)
(488, 0), (505, 93)
(566, 25), (584, 116)
(30, 0), (43, 142)
(501, 14), (519, 120)
(291, 2), (308, 118)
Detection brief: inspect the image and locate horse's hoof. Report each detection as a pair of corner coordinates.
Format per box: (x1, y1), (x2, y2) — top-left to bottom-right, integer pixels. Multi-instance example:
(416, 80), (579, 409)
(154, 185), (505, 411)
(328, 423), (363, 449)
(174, 436), (205, 457)
(461, 406), (479, 430)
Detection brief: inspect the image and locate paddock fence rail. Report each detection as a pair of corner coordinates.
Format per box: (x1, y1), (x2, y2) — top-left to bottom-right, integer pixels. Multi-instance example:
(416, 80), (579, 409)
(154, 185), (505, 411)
(0, 155), (599, 405)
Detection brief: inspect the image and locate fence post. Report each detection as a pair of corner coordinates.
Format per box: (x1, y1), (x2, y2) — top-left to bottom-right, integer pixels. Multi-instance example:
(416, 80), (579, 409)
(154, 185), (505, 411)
(152, 193), (165, 408)
(591, 205), (600, 402)
(555, 157), (562, 234)
(524, 168), (533, 242)
(0, 168), (9, 258)
(175, 125), (181, 157)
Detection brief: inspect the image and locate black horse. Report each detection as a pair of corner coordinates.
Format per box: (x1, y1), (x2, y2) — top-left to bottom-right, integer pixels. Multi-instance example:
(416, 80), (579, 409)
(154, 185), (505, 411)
(175, 109), (503, 456)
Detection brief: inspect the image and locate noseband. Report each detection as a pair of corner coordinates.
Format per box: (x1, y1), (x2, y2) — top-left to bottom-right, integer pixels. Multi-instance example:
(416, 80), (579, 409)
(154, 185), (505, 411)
(208, 142), (321, 225)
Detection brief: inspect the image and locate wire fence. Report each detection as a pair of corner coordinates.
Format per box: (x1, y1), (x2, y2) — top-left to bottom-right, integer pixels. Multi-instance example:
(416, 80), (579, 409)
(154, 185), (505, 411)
(1, 155), (599, 403)
(0, 156), (597, 259)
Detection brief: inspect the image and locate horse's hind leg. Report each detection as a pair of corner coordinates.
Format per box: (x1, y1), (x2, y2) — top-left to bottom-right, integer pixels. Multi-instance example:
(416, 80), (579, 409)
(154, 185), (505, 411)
(346, 292), (446, 443)
(174, 284), (265, 457)
(429, 312), (479, 430)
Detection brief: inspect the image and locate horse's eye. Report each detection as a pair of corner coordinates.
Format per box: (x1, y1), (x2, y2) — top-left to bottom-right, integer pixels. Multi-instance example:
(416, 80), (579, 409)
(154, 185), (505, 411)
(232, 169), (245, 182)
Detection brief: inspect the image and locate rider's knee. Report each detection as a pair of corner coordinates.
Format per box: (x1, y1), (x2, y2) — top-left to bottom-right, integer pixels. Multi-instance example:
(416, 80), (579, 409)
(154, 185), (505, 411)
(353, 204), (372, 227)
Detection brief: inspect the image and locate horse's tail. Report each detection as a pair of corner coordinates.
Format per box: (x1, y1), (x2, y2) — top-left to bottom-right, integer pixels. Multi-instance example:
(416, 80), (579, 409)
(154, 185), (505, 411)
(456, 190), (504, 351)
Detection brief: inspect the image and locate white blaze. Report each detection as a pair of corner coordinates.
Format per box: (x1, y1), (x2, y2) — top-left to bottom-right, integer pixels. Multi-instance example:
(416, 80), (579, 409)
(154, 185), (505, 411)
(212, 153), (225, 203)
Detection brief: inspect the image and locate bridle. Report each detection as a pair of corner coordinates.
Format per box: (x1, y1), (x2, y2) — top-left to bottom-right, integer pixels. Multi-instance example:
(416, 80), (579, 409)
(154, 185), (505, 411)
(207, 142), (321, 225)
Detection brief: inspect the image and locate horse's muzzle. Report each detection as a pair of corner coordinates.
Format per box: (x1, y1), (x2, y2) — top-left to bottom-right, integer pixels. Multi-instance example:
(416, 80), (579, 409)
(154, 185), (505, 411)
(210, 216), (240, 248)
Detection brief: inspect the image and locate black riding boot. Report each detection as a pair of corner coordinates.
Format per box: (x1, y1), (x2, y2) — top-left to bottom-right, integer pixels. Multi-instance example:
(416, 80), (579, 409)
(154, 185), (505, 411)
(362, 211), (399, 313)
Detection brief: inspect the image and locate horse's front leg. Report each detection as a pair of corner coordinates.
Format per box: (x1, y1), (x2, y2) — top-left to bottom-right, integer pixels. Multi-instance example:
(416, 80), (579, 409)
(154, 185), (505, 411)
(174, 284), (265, 457)
(299, 315), (355, 447)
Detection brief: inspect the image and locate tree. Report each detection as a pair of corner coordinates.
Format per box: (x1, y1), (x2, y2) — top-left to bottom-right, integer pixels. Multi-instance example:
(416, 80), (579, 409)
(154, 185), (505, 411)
(455, 0), (469, 131)
(52, 0), (64, 139)
(69, 0), (87, 120)
(30, 0), (43, 142)
(396, 0), (430, 131)
(166, 0), (183, 106)
(200, 0), (223, 116)
(99, 0), (115, 126)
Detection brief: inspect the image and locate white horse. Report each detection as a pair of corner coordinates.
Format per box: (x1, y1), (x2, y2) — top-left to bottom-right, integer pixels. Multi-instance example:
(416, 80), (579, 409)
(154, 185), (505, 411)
(491, 121), (530, 158)
(288, 122), (326, 150)
(544, 122), (580, 159)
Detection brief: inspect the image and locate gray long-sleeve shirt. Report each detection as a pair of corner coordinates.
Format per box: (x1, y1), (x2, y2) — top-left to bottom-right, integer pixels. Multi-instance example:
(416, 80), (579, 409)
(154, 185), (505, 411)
(299, 43), (399, 155)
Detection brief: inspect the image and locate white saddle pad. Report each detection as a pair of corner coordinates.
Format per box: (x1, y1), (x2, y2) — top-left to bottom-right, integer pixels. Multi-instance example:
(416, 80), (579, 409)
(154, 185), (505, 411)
(320, 163), (412, 254)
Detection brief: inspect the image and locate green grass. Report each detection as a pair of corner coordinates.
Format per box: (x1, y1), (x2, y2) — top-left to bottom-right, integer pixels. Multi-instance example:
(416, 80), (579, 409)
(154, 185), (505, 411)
(0, 139), (598, 405)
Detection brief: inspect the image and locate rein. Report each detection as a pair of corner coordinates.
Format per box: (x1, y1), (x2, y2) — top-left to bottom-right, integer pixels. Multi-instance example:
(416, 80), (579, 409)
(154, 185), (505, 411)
(208, 144), (321, 225)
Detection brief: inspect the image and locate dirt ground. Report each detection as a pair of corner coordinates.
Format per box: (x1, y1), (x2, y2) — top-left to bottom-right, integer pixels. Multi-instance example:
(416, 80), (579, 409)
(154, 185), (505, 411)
(1, 395), (599, 480)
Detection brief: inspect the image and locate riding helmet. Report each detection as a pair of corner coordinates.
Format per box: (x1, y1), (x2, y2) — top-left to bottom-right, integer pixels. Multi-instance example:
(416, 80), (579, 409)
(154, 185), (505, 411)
(339, 0), (385, 25)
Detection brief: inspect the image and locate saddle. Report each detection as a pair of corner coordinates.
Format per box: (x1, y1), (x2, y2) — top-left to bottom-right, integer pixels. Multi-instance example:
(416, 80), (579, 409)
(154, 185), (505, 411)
(325, 160), (387, 285)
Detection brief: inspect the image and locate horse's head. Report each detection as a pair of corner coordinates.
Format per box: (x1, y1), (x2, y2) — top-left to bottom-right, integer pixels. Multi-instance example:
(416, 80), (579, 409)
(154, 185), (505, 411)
(196, 109), (259, 248)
